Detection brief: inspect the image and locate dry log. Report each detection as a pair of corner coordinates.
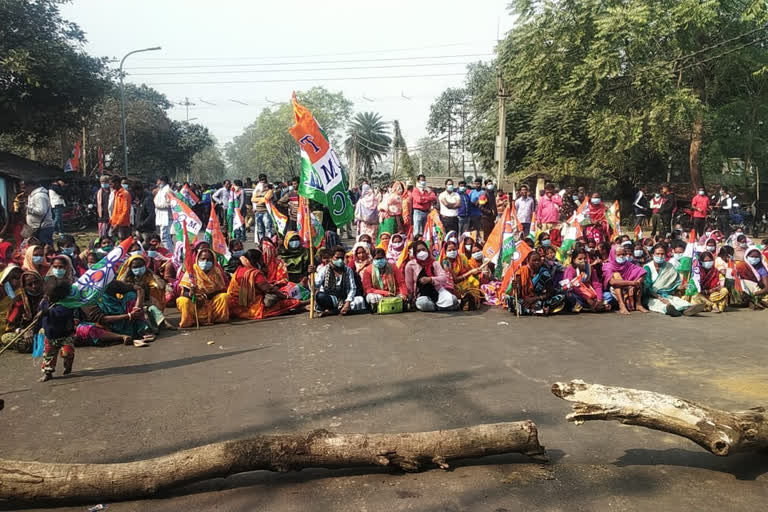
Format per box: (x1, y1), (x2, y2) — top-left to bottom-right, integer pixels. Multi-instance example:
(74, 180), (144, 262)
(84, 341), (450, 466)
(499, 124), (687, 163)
(0, 421), (544, 501)
(552, 379), (768, 456)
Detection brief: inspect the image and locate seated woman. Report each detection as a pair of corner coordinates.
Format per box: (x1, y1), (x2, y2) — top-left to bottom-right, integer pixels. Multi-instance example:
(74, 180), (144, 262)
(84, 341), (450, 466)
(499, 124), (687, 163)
(225, 239), (245, 273)
(736, 247), (768, 310)
(22, 245), (49, 276)
(509, 252), (565, 315)
(643, 244), (705, 317)
(144, 235), (170, 276)
(57, 235), (86, 276)
(536, 232), (557, 256)
(45, 254), (76, 284)
(563, 248), (605, 313)
(460, 234), (476, 260)
(690, 251), (729, 313)
(117, 254), (175, 331)
(377, 232), (392, 251)
(361, 247), (408, 311)
(79, 281), (156, 347)
(314, 245), (366, 316)
(442, 240), (483, 310)
(0, 264), (23, 334)
(177, 248), (230, 328)
(227, 249), (303, 320)
(543, 246), (565, 282)
(386, 233), (407, 268)
(350, 242), (372, 274)
(92, 236), (116, 258)
(2, 271), (43, 352)
(404, 240), (458, 312)
(632, 242), (651, 266)
(603, 245), (648, 315)
(280, 231), (312, 284)
(715, 245), (741, 305)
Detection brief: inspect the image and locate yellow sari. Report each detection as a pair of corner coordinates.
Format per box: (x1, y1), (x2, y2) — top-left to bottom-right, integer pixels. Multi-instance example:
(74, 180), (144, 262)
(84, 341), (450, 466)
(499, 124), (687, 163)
(117, 255), (167, 311)
(444, 254), (482, 300)
(176, 253), (229, 328)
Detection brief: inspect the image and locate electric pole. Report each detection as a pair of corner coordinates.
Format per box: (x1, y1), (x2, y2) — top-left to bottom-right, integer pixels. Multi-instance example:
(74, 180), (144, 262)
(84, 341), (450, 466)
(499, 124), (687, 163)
(496, 65), (508, 188)
(181, 97), (196, 122)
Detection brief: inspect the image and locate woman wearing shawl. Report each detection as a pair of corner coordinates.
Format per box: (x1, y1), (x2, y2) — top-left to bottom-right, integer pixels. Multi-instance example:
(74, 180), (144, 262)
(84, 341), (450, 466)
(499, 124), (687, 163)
(736, 247), (768, 309)
(350, 242), (372, 275)
(689, 251), (729, 313)
(603, 244), (648, 315)
(0, 264), (23, 334)
(361, 247), (408, 310)
(57, 235), (86, 276)
(460, 234), (476, 260)
(509, 252), (566, 315)
(280, 231), (313, 284)
(2, 271), (42, 352)
(354, 184), (379, 240)
(22, 245), (49, 276)
(377, 232), (392, 251)
(378, 181), (405, 237)
(45, 254), (76, 284)
(227, 249), (303, 320)
(643, 244), (705, 316)
(563, 248), (605, 312)
(404, 239), (458, 312)
(386, 233), (407, 269)
(176, 248), (230, 328)
(441, 240), (483, 310)
(117, 254), (175, 331)
(79, 280), (156, 347)
(585, 193), (610, 244)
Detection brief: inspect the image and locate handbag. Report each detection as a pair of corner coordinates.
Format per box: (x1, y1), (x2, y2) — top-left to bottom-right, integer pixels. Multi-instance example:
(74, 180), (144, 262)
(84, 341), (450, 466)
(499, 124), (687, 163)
(376, 296), (403, 315)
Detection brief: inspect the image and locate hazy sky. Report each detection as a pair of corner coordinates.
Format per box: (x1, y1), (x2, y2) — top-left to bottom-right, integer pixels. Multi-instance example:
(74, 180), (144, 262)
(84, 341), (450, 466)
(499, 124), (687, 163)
(60, 0), (514, 147)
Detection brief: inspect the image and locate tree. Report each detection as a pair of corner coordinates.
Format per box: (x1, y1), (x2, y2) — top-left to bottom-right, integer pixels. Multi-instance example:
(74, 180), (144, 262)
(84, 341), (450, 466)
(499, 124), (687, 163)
(345, 112), (392, 184)
(391, 120), (416, 181)
(189, 144), (227, 184)
(412, 137), (449, 177)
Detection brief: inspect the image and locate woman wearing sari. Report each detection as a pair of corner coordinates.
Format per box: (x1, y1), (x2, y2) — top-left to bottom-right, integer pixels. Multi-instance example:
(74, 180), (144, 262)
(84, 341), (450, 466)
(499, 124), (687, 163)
(79, 280), (155, 347)
(280, 231), (312, 284)
(349, 242), (372, 276)
(404, 240), (458, 312)
(585, 193), (610, 244)
(442, 240), (483, 310)
(386, 233), (407, 269)
(378, 181), (404, 238)
(603, 245), (648, 315)
(3, 271), (42, 352)
(563, 248), (605, 312)
(361, 247), (408, 310)
(508, 252), (566, 315)
(643, 244), (705, 316)
(117, 254), (175, 331)
(736, 247), (768, 309)
(57, 235), (86, 276)
(0, 264), (23, 334)
(45, 255), (76, 284)
(354, 184), (379, 240)
(22, 245), (49, 276)
(689, 251), (729, 313)
(176, 248), (230, 328)
(227, 249), (303, 320)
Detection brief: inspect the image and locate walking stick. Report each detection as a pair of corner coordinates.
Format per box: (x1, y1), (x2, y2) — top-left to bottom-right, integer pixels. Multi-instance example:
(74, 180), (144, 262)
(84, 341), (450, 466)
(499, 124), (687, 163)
(309, 241), (315, 319)
(194, 295), (200, 329)
(0, 311), (42, 357)
(513, 279), (520, 318)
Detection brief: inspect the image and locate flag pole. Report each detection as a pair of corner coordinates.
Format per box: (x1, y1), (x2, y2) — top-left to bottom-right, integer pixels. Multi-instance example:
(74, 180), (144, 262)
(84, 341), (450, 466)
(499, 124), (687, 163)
(309, 238), (315, 319)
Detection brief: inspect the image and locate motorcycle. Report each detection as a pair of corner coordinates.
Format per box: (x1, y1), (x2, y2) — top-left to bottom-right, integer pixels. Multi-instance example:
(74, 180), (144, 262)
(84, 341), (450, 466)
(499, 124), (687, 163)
(61, 202), (96, 232)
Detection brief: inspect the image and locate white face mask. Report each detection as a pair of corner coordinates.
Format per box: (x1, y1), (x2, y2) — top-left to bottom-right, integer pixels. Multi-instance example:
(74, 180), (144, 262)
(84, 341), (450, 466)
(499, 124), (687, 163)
(634, 249), (644, 257)
(416, 250), (429, 261)
(702, 261), (714, 270)
(471, 251), (483, 261)
(464, 244), (473, 252)
(747, 256), (761, 266)
(446, 250), (458, 259)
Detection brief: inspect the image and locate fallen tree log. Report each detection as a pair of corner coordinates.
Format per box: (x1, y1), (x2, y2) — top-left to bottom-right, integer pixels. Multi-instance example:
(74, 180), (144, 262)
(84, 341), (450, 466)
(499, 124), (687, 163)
(0, 421), (544, 501)
(552, 379), (768, 456)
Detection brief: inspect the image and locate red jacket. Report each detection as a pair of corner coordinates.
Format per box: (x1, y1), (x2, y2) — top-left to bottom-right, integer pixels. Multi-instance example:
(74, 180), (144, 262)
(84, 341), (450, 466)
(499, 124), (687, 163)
(110, 188), (131, 227)
(411, 186), (436, 212)
(691, 194), (709, 219)
(361, 264), (408, 298)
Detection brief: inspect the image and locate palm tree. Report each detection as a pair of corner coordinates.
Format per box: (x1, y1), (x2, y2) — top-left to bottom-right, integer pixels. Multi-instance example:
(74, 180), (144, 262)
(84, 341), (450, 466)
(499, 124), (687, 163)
(345, 112), (391, 185)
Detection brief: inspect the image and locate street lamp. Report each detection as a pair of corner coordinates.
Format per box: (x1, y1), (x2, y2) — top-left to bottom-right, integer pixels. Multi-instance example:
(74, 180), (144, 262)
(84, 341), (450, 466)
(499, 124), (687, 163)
(119, 46), (161, 177)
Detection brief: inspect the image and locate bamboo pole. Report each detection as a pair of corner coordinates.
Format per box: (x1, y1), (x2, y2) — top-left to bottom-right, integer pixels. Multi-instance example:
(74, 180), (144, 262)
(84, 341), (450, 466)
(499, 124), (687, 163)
(0, 312), (42, 357)
(309, 231), (315, 319)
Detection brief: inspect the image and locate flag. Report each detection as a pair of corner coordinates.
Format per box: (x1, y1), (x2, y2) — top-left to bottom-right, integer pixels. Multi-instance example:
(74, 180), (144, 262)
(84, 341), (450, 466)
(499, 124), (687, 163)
(97, 147), (104, 175)
(59, 237), (133, 308)
(226, 186), (244, 238)
(482, 205), (520, 278)
(182, 220), (198, 296)
(634, 224), (643, 241)
(167, 190), (203, 241)
(567, 197), (590, 225)
(289, 93), (354, 226)
(685, 249), (701, 297)
(205, 202), (230, 263)
(181, 184), (200, 206)
(297, 196), (325, 248)
(498, 240), (533, 300)
(63, 141), (81, 173)
(557, 223), (579, 262)
(231, 208), (244, 239)
(607, 200), (621, 238)
(423, 209), (445, 259)
(688, 229), (697, 244)
(265, 199), (288, 236)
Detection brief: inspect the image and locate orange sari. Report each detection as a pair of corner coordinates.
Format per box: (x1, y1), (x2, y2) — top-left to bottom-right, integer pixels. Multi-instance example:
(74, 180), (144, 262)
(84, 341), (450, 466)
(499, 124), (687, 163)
(227, 257), (301, 320)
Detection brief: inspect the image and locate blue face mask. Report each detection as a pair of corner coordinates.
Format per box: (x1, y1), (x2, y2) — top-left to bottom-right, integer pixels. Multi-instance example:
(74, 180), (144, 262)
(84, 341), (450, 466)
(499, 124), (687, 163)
(702, 261), (714, 270)
(130, 251), (142, 257)
(147, 250), (158, 258)
(615, 256), (626, 264)
(52, 268), (67, 279)
(446, 250), (458, 259)
(418, 181), (426, 188)
(591, 198), (601, 205)
(747, 256), (761, 266)
(332, 258), (344, 268)
(101, 183), (110, 189)
(373, 258), (387, 269)
(4, 281), (15, 299)
(122, 184), (129, 190)
(653, 255), (665, 264)
(634, 249), (644, 257)
(289, 240), (301, 249)
(61, 247), (74, 256)
(32, 255), (43, 265)
(458, 186), (466, 193)
(199, 260), (213, 271)
(541, 240), (551, 247)
(447, 185), (454, 192)
(487, 184), (495, 191)
(572, 195), (579, 202)
(131, 266), (146, 276)
(232, 249), (245, 258)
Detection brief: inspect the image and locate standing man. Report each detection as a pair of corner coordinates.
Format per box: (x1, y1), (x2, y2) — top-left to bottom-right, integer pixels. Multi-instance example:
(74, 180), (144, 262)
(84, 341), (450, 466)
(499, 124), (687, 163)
(632, 185), (649, 227)
(438, 178), (460, 234)
(25, 180), (54, 246)
(278, 177), (300, 232)
(456, 180), (471, 235)
(658, 183), (676, 236)
(411, 174), (436, 237)
(535, 184), (562, 232)
(231, 180), (246, 241)
(153, 176), (173, 250)
(96, 175), (112, 238)
(481, 179), (498, 237)
(468, 177), (485, 234)
(134, 183), (155, 241)
(714, 185), (732, 237)
(212, 179), (232, 227)
(48, 179), (66, 235)
(251, 173), (274, 242)
(649, 189), (664, 237)
(109, 175), (131, 240)
(515, 184), (535, 237)
(691, 185), (710, 237)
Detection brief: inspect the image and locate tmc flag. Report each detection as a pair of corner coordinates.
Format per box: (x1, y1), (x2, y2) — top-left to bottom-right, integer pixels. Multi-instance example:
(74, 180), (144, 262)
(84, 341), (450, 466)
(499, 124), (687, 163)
(288, 93), (354, 227)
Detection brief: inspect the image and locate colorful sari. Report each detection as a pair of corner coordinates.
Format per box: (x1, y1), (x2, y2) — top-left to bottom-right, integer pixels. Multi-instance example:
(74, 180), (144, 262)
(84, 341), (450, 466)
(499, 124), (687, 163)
(510, 264), (565, 315)
(443, 253), (483, 303)
(643, 261), (692, 313)
(116, 254), (169, 329)
(176, 252), (230, 328)
(562, 264), (599, 310)
(690, 254), (729, 312)
(736, 253), (768, 306)
(227, 257), (301, 320)
(585, 203), (609, 243)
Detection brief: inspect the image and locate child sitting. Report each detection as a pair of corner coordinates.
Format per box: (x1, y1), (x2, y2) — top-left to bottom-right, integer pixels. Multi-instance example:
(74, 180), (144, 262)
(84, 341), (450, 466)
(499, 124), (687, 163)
(39, 278), (76, 382)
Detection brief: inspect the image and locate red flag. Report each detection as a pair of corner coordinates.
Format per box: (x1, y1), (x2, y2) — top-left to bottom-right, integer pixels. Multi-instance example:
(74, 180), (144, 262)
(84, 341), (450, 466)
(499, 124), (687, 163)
(498, 241), (533, 300)
(205, 203), (231, 261)
(63, 141), (81, 172)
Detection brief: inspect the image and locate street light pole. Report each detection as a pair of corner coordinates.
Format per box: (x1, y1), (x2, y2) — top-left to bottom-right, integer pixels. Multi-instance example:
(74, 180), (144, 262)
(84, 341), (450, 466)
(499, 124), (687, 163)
(119, 46), (161, 177)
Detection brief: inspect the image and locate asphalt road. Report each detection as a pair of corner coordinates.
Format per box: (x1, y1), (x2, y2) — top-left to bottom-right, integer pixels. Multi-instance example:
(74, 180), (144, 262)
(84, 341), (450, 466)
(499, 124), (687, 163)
(2, 307), (767, 511)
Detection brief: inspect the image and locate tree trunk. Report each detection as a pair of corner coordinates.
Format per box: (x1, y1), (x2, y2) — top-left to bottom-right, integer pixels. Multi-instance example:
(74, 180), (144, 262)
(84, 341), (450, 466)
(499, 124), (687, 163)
(552, 380), (768, 456)
(0, 421), (544, 502)
(689, 114), (704, 191)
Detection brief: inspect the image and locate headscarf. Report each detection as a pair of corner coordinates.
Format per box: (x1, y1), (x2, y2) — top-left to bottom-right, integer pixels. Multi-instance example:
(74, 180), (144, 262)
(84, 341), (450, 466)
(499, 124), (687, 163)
(352, 242), (372, 273)
(588, 200), (607, 224)
(261, 238), (289, 284)
(357, 184), (378, 221)
(601, 245), (647, 289)
(18, 271), (42, 321)
(737, 247), (768, 282)
(282, 231), (304, 255)
(413, 242), (435, 276)
(444, 230), (458, 245)
(45, 254), (76, 283)
(698, 251), (720, 291)
(386, 233), (406, 265)
(179, 249), (228, 294)
(23, 245), (49, 276)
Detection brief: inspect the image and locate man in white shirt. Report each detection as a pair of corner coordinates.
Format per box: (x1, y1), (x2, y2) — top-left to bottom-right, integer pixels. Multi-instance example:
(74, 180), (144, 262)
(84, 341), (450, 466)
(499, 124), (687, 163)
(212, 180), (232, 228)
(48, 179), (66, 235)
(438, 178), (460, 234)
(514, 184), (535, 237)
(715, 185), (733, 237)
(26, 180), (55, 246)
(153, 175), (173, 250)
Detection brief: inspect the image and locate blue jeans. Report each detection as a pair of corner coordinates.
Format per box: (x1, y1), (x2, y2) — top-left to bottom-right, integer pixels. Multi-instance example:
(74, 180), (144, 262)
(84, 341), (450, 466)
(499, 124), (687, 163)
(413, 209), (428, 237)
(254, 211), (273, 242)
(158, 224), (173, 251)
(52, 206), (63, 233)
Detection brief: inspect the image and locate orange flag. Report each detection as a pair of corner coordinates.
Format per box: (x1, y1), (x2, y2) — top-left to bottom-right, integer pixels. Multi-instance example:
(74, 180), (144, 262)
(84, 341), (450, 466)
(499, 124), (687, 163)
(497, 240), (533, 300)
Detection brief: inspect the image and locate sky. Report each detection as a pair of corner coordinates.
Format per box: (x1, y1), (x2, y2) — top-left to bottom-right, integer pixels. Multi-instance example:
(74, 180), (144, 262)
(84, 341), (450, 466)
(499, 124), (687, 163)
(60, 0), (514, 148)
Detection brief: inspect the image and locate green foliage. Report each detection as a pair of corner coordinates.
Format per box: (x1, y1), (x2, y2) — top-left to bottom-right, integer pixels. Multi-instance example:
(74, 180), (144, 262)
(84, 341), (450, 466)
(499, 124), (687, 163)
(392, 120), (415, 181)
(344, 111), (392, 183)
(189, 145), (227, 184)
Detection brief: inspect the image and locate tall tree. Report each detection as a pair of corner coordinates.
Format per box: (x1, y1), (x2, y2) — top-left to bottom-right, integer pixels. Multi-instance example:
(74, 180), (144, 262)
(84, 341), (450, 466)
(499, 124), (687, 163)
(391, 120), (416, 181)
(344, 112), (392, 184)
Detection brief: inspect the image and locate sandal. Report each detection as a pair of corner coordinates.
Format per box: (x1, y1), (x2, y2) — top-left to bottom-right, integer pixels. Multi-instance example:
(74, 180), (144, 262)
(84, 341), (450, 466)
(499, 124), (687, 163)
(133, 339), (149, 347)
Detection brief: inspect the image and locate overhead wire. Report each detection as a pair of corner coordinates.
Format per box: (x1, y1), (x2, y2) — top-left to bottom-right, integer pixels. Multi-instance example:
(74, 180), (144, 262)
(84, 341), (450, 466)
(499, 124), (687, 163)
(129, 61), (483, 76)
(145, 72), (468, 86)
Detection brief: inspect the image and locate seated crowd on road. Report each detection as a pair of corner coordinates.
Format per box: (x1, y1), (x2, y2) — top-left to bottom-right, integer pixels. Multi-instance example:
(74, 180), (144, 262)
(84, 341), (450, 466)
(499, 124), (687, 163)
(2, 173), (767, 383)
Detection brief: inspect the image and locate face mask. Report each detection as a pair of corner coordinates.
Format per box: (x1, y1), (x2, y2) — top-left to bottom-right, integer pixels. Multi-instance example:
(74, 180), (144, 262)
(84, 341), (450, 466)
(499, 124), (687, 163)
(418, 181), (426, 188)
(747, 256), (761, 266)
(289, 240), (301, 249)
(702, 261), (714, 270)
(446, 250), (458, 259)
(32, 255), (43, 265)
(654, 193), (661, 199)
(416, 250), (429, 261)
(101, 183), (110, 189)
(591, 198), (601, 205)
(446, 185), (454, 192)
(101, 246), (113, 253)
(572, 195), (579, 202)
(332, 258), (344, 268)
(390, 240), (404, 249)
(373, 258), (387, 269)
(363, 242), (371, 251)
(465, 244), (473, 252)
(122, 184), (129, 190)
(472, 251), (483, 261)
(672, 252), (682, 259)
(698, 190), (705, 195)
(615, 256), (626, 264)
(634, 249), (644, 257)
(653, 255), (665, 264)
(288, 186), (294, 191)
(475, 184), (482, 190)
(706, 246), (716, 253)
(740, 242), (748, 249)
(52, 268), (66, 278)
(541, 240), (551, 247)
(705, 231), (712, 237)
(199, 260), (213, 271)
(61, 247), (74, 256)
(458, 186), (466, 193)
(147, 250), (159, 258)
(487, 184), (494, 191)
(4, 282), (15, 299)
(232, 249), (244, 258)
(131, 266), (146, 276)
(130, 251), (142, 257)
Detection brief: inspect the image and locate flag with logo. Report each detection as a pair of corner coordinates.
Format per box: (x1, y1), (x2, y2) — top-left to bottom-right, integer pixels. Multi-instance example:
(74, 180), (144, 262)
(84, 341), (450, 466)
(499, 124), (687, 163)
(498, 240), (533, 300)
(205, 202), (230, 263)
(289, 93), (354, 227)
(685, 248), (702, 297)
(634, 224), (643, 241)
(607, 200), (621, 238)
(567, 197), (590, 225)
(423, 209), (445, 259)
(181, 184), (200, 206)
(167, 190), (203, 241)
(297, 196), (325, 248)
(482, 205), (521, 279)
(265, 199), (288, 235)
(557, 223), (580, 263)
(59, 237), (133, 308)
(63, 141), (81, 173)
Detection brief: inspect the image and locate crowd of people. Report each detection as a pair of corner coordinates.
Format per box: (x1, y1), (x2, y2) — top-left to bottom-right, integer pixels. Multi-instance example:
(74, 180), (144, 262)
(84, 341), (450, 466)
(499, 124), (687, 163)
(0, 172), (766, 384)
